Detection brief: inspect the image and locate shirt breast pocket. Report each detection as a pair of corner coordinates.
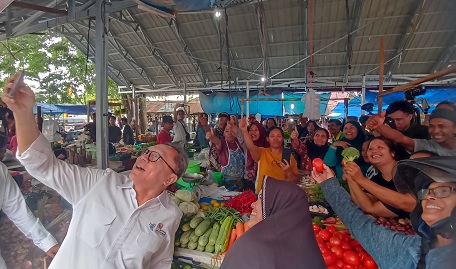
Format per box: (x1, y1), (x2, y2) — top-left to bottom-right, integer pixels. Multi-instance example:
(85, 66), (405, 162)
(77, 203), (116, 248)
(136, 231), (164, 253)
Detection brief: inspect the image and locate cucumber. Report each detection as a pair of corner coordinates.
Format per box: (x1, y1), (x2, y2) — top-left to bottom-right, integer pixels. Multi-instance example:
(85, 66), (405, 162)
(197, 244), (205, 252)
(189, 230), (199, 243)
(198, 227), (213, 247)
(205, 244), (215, 253)
(189, 217), (204, 229)
(195, 219), (212, 236)
(179, 230), (192, 245)
(182, 222), (191, 232)
(215, 216), (233, 254)
(208, 223), (220, 246)
(188, 241), (198, 250)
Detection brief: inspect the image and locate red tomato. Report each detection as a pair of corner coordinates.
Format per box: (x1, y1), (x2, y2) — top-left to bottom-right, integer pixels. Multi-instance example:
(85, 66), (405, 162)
(313, 158), (324, 172)
(330, 236), (342, 247)
(335, 259), (345, 268)
(340, 242), (352, 251)
(316, 237), (325, 244)
(357, 267), (367, 269)
(350, 239), (361, 246)
(322, 252), (338, 266)
(362, 257), (378, 269)
(319, 230), (332, 241)
(327, 265), (340, 269)
(342, 264), (356, 269)
(343, 251), (361, 266)
(342, 235), (352, 242)
(326, 225), (337, 234)
(358, 251), (369, 261)
(313, 223), (322, 233)
(330, 246), (344, 259)
(334, 231), (344, 239)
(354, 246), (365, 252)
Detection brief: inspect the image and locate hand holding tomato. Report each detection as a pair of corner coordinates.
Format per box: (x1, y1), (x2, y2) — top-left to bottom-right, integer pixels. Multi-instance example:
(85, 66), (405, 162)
(311, 164), (335, 184)
(312, 158), (325, 173)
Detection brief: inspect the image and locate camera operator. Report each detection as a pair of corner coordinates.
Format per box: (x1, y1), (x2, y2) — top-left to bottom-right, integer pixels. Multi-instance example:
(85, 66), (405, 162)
(385, 100), (430, 139)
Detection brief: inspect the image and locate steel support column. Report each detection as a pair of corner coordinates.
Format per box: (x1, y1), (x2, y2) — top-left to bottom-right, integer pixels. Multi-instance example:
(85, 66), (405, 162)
(95, 0), (109, 169)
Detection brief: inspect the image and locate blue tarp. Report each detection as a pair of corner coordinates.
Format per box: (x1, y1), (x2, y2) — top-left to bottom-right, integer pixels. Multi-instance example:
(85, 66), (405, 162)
(136, 0), (236, 13)
(33, 103), (94, 115)
(330, 87), (456, 117)
(199, 91), (331, 118)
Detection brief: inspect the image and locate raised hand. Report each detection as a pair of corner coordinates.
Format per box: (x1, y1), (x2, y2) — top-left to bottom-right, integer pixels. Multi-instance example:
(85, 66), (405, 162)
(206, 128), (214, 140)
(343, 162), (363, 180)
(366, 111), (386, 130)
(311, 164), (335, 183)
(239, 116), (248, 132)
(290, 126), (299, 140)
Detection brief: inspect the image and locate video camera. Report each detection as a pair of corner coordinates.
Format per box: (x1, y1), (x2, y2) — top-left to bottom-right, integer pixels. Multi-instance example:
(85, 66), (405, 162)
(405, 85), (426, 102)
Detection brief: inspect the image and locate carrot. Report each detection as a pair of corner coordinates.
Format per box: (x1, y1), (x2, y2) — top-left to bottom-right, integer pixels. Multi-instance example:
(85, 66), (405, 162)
(235, 222), (244, 238)
(244, 222), (250, 233)
(222, 228), (237, 255)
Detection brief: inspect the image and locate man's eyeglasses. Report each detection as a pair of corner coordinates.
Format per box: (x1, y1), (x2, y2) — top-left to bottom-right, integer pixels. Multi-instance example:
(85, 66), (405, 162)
(417, 186), (456, 200)
(141, 149), (177, 176)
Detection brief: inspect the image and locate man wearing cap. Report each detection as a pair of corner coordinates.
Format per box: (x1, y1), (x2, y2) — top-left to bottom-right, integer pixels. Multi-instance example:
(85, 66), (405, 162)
(366, 108), (456, 156)
(207, 112), (229, 171)
(173, 104), (189, 148)
(157, 115), (174, 145)
(311, 156), (456, 269)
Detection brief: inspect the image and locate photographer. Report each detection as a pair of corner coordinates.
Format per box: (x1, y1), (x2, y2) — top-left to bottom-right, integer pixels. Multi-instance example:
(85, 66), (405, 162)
(366, 108), (456, 156)
(385, 101), (430, 139)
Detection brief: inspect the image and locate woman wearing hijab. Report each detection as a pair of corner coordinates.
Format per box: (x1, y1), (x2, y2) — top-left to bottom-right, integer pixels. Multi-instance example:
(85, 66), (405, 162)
(300, 120), (318, 140)
(291, 127), (330, 173)
(244, 120), (269, 190)
(324, 121), (365, 178)
(312, 157), (456, 269)
(220, 177), (326, 269)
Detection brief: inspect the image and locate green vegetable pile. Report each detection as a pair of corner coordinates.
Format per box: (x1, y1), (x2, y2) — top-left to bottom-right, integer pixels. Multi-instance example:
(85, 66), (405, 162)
(341, 147), (360, 164)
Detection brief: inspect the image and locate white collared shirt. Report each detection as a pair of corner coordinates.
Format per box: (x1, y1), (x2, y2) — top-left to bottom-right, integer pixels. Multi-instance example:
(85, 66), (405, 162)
(17, 134), (182, 269)
(0, 162), (57, 269)
(173, 120), (187, 143)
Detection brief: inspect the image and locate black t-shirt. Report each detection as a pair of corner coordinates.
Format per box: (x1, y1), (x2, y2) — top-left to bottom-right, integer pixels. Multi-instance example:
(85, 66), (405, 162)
(370, 173), (409, 218)
(84, 122), (96, 142)
(296, 125), (308, 139)
(402, 123), (430, 140)
(108, 125), (122, 143)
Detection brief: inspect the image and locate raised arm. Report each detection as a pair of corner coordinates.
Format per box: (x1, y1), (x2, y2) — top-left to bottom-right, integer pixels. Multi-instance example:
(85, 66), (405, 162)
(206, 128), (222, 151)
(367, 112), (415, 152)
(239, 116), (260, 162)
(344, 162), (417, 212)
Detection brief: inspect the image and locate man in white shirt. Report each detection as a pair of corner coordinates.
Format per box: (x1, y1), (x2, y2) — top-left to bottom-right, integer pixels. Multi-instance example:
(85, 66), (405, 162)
(173, 104), (189, 148)
(0, 118), (59, 269)
(2, 76), (188, 269)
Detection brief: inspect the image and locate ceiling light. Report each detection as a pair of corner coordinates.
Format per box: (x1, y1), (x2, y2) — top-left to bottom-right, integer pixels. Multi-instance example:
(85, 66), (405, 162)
(261, 77), (266, 82)
(215, 11), (221, 18)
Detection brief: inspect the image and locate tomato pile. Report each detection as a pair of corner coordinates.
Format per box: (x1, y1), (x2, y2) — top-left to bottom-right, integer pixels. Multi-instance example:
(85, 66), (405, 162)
(375, 217), (416, 235)
(313, 224), (379, 269)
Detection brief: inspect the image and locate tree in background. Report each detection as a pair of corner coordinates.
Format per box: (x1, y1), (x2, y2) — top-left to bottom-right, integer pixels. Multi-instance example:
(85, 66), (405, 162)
(0, 34), (120, 104)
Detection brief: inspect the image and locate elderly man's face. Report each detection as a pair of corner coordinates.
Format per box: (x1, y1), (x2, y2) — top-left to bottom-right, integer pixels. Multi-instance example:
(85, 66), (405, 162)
(130, 144), (179, 188)
(421, 182), (456, 227)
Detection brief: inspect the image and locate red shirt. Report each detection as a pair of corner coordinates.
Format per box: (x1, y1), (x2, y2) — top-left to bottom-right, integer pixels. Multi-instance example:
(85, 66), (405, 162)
(157, 129), (172, 144)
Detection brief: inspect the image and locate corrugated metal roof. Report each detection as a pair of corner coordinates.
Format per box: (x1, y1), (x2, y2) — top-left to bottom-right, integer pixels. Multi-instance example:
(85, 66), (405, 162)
(1, 0), (455, 93)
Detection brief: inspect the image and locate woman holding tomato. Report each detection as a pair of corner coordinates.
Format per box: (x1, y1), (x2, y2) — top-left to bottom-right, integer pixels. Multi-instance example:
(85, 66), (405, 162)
(239, 117), (300, 193)
(291, 126), (330, 173)
(343, 137), (415, 218)
(221, 177), (326, 269)
(312, 157), (456, 269)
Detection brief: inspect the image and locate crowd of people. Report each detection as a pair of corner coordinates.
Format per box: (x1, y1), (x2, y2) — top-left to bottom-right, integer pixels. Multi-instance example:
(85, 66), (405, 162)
(1, 70), (456, 269)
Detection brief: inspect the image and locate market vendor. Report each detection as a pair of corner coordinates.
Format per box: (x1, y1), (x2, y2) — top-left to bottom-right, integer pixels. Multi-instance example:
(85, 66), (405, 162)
(240, 117), (300, 193)
(366, 108), (456, 156)
(2, 75), (188, 269)
(206, 123), (245, 180)
(207, 112), (229, 171)
(311, 157), (456, 269)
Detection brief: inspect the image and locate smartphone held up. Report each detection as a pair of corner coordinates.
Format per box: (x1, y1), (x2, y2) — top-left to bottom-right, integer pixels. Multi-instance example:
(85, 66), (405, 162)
(8, 71), (26, 97)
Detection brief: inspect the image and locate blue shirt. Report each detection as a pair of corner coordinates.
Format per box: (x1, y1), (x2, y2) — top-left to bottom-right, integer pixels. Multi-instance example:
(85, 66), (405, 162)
(320, 178), (456, 269)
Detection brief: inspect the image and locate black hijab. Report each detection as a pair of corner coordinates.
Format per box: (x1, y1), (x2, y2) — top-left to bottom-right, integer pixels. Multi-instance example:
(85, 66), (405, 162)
(306, 128), (330, 160)
(220, 177), (326, 269)
(336, 121), (366, 166)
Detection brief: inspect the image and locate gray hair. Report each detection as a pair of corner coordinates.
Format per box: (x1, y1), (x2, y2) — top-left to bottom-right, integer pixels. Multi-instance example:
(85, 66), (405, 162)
(164, 142), (189, 178)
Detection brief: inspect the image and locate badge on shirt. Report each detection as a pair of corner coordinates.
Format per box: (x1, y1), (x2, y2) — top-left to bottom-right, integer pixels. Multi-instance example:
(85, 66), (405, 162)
(149, 222), (166, 238)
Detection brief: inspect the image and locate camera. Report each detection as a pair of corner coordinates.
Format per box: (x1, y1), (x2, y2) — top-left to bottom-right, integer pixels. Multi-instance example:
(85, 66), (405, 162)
(405, 85), (426, 101)
(361, 103), (374, 115)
